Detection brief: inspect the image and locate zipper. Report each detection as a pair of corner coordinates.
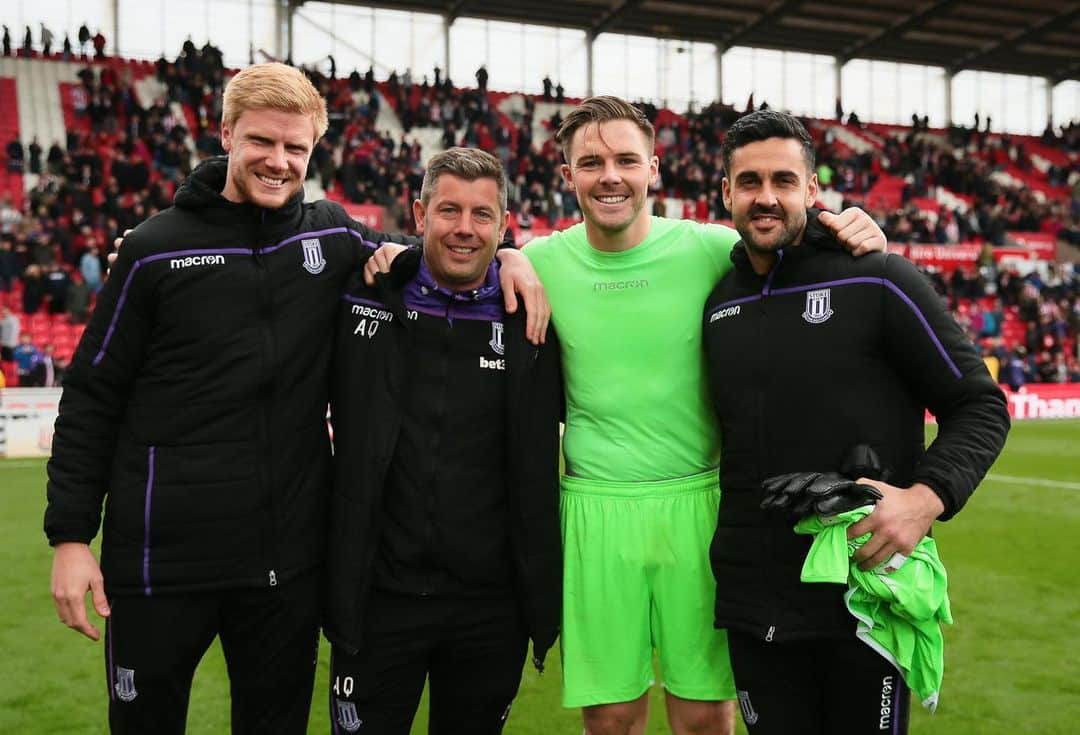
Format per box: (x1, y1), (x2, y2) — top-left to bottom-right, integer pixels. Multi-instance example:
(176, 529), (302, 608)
(761, 248), (784, 298)
(422, 315), (451, 595)
(759, 250), (784, 640)
(254, 210), (280, 588)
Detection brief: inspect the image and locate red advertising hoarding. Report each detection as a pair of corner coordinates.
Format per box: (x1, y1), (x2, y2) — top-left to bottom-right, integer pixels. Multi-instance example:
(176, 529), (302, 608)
(341, 203), (385, 231)
(927, 383), (1080, 423)
(1000, 384), (1080, 420)
(889, 243), (1046, 273)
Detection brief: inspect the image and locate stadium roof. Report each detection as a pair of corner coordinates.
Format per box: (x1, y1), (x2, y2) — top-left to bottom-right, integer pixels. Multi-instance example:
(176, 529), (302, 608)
(325, 0), (1080, 83)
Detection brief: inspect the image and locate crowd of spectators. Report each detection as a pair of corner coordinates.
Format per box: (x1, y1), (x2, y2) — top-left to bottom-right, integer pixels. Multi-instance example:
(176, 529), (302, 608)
(1, 37), (206, 386)
(2, 21), (106, 61)
(314, 64), (580, 232)
(922, 262), (1080, 386)
(0, 45), (1078, 388)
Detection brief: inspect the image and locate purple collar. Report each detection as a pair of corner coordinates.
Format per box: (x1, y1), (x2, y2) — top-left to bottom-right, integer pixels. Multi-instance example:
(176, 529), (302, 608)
(404, 257), (504, 323)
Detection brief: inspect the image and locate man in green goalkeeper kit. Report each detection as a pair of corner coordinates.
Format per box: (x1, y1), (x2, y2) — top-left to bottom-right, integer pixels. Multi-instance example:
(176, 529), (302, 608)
(521, 96), (887, 735)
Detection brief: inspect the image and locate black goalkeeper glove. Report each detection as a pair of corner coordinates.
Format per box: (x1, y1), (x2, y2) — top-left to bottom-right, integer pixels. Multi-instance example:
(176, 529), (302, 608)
(810, 479), (883, 516)
(760, 471), (882, 518)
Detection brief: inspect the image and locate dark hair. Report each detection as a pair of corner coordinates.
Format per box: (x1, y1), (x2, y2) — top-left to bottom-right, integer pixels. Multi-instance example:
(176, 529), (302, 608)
(555, 95), (654, 161)
(721, 110), (815, 176)
(421, 147), (508, 210)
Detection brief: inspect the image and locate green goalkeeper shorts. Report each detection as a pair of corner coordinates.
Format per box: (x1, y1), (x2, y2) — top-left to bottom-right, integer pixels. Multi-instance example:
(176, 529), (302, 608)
(559, 469), (737, 708)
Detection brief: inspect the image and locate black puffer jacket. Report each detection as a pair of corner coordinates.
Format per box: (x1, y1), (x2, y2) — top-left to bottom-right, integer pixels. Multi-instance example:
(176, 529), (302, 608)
(325, 260), (564, 669)
(45, 157), (408, 596)
(703, 210), (1009, 642)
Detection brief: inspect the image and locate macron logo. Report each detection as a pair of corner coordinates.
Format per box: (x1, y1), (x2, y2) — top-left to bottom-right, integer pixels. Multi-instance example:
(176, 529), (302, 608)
(710, 305), (741, 322)
(170, 255), (226, 270)
(594, 279), (648, 292)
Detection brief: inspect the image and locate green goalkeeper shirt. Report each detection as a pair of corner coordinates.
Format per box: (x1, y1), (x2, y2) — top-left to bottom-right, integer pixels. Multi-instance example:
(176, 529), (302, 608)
(524, 217), (738, 482)
(795, 507), (953, 711)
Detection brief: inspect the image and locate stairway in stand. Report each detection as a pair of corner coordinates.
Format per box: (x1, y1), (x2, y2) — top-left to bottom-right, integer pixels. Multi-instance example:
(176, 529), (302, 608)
(0, 75), (23, 209)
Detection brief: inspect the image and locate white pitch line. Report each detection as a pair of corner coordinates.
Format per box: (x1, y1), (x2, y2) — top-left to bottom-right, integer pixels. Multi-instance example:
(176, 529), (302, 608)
(986, 473), (1080, 491)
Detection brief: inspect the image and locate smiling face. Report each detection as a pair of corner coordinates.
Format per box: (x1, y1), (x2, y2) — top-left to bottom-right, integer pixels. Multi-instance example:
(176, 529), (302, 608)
(414, 173), (507, 291)
(722, 136), (818, 273)
(561, 119), (659, 251)
(220, 107), (315, 209)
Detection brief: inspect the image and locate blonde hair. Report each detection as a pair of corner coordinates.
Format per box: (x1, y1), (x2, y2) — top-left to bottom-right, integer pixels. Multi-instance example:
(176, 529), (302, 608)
(221, 63), (329, 141)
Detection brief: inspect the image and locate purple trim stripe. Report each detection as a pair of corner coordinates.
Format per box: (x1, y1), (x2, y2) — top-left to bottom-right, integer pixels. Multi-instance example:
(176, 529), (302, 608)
(92, 248), (252, 366)
(768, 277), (962, 379)
(94, 231), (383, 367)
(767, 276), (882, 296)
(762, 248), (784, 295)
(707, 293), (763, 314)
(143, 446), (155, 597)
(893, 672), (905, 735)
(707, 275), (961, 379)
(106, 616), (115, 701)
(407, 301), (504, 323)
(886, 280), (962, 378)
(264, 226), (382, 255)
(262, 226), (348, 254)
(346, 229), (383, 250)
(341, 295), (385, 309)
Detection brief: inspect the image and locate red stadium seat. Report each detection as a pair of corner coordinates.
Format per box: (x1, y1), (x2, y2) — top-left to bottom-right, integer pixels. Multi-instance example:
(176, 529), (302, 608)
(1, 360), (17, 387)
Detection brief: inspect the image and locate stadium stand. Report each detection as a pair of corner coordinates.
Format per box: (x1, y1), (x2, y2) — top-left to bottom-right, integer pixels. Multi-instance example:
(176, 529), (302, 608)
(0, 39), (1077, 389)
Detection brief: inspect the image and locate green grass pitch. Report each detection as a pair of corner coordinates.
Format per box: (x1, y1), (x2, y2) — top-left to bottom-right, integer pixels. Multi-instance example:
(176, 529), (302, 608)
(2, 420), (1078, 733)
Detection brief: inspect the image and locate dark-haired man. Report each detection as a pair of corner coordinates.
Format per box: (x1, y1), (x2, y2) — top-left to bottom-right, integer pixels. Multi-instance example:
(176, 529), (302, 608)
(703, 109), (1009, 733)
(325, 148), (562, 734)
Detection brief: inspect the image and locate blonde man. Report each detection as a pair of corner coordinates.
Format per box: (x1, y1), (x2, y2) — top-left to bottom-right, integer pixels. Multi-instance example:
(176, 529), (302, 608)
(45, 63), (545, 735)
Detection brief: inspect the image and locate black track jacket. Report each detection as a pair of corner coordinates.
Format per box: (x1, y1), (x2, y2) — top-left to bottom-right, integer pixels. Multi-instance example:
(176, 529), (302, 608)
(44, 157), (414, 596)
(325, 258), (563, 669)
(703, 210), (1009, 642)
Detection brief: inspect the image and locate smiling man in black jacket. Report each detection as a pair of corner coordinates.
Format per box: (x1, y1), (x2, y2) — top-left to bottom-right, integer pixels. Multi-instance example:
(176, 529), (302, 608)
(325, 147), (562, 735)
(44, 64), (547, 735)
(702, 111), (1009, 734)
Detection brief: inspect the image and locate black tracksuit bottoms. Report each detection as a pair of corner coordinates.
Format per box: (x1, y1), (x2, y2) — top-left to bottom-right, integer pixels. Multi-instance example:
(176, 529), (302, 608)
(328, 590), (527, 735)
(104, 570), (321, 735)
(728, 629), (912, 735)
